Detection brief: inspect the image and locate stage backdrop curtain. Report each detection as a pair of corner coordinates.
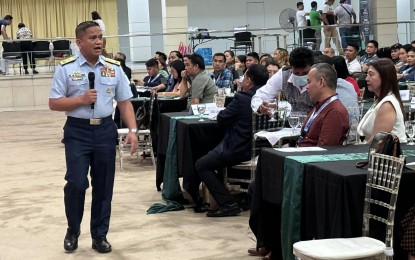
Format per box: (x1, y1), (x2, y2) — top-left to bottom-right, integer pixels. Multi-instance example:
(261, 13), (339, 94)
(0, 0), (119, 55)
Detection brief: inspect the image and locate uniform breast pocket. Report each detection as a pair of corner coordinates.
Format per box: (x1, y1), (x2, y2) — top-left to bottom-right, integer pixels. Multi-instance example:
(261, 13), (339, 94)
(100, 78), (117, 97)
(68, 78), (88, 96)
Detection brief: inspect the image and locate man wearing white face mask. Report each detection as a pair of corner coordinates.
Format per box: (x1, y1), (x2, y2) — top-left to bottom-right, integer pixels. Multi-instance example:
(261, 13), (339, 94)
(251, 47), (314, 114)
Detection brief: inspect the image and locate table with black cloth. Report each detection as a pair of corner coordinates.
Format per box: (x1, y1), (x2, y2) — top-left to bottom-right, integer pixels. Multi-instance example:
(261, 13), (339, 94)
(156, 112), (226, 192)
(114, 97), (187, 153)
(251, 145), (415, 260)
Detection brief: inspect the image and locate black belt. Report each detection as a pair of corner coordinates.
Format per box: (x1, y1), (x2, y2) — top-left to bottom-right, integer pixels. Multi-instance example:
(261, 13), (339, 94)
(67, 115), (112, 125)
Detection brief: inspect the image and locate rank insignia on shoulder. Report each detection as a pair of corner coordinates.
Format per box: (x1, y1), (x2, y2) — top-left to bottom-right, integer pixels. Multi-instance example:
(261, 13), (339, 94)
(104, 57), (120, 66)
(60, 56), (78, 66)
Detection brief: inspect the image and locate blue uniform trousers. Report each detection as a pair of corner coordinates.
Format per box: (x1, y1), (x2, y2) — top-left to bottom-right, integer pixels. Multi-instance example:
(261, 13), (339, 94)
(63, 116), (117, 239)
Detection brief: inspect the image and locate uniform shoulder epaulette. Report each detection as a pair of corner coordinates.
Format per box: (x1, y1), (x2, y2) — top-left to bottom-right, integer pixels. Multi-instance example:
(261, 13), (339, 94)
(104, 57), (120, 66)
(60, 56), (77, 66)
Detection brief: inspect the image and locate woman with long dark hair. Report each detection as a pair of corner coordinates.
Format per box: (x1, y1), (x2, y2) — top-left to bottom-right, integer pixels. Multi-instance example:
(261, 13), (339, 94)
(357, 58), (406, 143)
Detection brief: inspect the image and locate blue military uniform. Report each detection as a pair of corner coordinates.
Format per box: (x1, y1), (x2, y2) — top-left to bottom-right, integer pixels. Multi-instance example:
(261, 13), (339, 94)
(50, 54), (132, 239)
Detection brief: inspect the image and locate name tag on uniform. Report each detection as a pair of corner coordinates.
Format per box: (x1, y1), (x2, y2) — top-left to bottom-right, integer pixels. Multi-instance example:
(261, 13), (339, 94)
(69, 71), (85, 81)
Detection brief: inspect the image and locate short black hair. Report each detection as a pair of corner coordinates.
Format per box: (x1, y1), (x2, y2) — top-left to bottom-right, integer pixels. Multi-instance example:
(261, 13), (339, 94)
(390, 43), (402, 50)
(145, 58), (159, 68)
(347, 42), (360, 52)
(289, 47), (314, 68)
(237, 55), (246, 63)
(314, 54), (333, 65)
(311, 1), (317, 8)
(401, 44), (412, 53)
(245, 64), (269, 86)
(213, 52), (226, 61)
(169, 50), (183, 60)
(91, 11), (101, 20)
(185, 54), (206, 70)
(297, 2), (304, 8)
(155, 51), (167, 62)
(367, 40), (379, 49)
(246, 52), (259, 61)
(115, 52), (126, 61)
(311, 63), (337, 90)
(4, 15), (13, 20)
(75, 21), (100, 38)
(18, 23), (25, 29)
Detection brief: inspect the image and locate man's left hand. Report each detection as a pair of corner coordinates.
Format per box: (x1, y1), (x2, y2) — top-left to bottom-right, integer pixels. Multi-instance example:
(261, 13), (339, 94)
(125, 132), (138, 155)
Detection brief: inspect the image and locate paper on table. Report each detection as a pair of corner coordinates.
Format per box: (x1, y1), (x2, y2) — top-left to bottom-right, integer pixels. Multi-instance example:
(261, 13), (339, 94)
(406, 162), (415, 166)
(273, 147), (327, 152)
(255, 128), (300, 146)
(191, 103), (217, 115)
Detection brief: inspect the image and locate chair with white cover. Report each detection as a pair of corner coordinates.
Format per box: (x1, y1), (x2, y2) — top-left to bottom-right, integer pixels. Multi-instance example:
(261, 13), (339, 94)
(293, 151), (406, 260)
(117, 94), (156, 170)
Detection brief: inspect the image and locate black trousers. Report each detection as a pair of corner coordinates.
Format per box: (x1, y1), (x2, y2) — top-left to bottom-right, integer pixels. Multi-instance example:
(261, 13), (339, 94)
(195, 153), (236, 206)
(63, 116), (118, 239)
(20, 41), (36, 70)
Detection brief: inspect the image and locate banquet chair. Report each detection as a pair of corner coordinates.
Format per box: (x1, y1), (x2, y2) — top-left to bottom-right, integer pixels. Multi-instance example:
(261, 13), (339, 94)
(32, 41), (53, 71)
(117, 94), (156, 170)
(52, 40), (71, 66)
(293, 151), (406, 260)
(225, 112), (282, 192)
(230, 31), (253, 55)
(2, 41), (23, 75)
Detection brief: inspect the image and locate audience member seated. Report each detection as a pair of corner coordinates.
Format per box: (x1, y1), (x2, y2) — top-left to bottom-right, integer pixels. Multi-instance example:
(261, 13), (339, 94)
(158, 59), (169, 78)
(273, 48), (289, 68)
(114, 52), (131, 81)
(323, 47), (335, 58)
(265, 59), (280, 78)
(232, 54), (247, 90)
(397, 48), (415, 82)
(259, 53), (272, 66)
(391, 43), (404, 68)
(224, 50), (235, 72)
(180, 54), (216, 105)
(332, 56), (361, 96)
(357, 58), (407, 143)
(209, 53), (233, 89)
(154, 51), (167, 63)
(360, 40), (379, 72)
(114, 52), (136, 98)
(168, 50), (183, 64)
(252, 47), (315, 114)
(400, 203), (415, 260)
(134, 58), (165, 88)
(345, 42), (361, 74)
(298, 63), (350, 146)
(397, 44), (412, 71)
(246, 52), (260, 69)
(156, 60), (188, 98)
(195, 64), (269, 217)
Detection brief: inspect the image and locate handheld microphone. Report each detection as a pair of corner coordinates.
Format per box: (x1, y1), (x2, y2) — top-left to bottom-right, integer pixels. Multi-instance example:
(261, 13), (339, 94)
(88, 72), (95, 109)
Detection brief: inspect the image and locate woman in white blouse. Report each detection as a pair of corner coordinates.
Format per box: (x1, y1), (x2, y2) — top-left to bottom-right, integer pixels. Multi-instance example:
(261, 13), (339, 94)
(357, 58), (407, 143)
(91, 11), (108, 57)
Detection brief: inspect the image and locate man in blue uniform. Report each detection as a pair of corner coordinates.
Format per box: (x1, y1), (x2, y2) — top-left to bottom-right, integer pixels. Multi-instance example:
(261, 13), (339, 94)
(49, 21), (137, 253)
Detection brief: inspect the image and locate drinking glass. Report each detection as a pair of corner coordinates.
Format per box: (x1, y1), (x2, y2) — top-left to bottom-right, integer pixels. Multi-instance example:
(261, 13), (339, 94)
(297, 112), (308, 129)
(267, 98), (278, 122)
(197, 104), (206, 122)
(288, 114), (300, 134)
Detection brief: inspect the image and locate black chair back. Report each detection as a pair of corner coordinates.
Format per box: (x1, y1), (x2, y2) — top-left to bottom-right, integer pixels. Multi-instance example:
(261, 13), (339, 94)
(234, 32), (252, 47)
(303, 28), (316, 43)
(33, 41), (51, 58)
(2, 42), (22, 59)
(52, 40), (71, 57)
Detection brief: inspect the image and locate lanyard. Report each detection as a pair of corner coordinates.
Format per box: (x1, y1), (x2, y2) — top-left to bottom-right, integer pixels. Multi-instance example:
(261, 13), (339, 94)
(303, 95), (338, 134)
(149, 74), (160, 83)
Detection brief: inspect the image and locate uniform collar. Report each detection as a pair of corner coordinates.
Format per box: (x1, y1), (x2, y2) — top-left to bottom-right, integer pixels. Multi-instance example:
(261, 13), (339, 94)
(78, 54), (106, 67)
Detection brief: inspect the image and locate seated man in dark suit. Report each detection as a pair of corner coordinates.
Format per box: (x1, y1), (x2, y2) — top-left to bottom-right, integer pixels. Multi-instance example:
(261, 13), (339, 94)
(195, 64), (269, 217)
(114, 52), (137, 97)
(134, 58), (165, 88)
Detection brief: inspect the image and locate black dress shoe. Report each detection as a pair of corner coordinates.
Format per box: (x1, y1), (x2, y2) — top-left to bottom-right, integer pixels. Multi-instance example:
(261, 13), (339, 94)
(92, 237), (112, 253)
(33, 70), (39, 74)
(206, 203), (241, 217)
(193, 204), (209, 213)
(24, 70), (29, 75)
(64, 228), (80, 252)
